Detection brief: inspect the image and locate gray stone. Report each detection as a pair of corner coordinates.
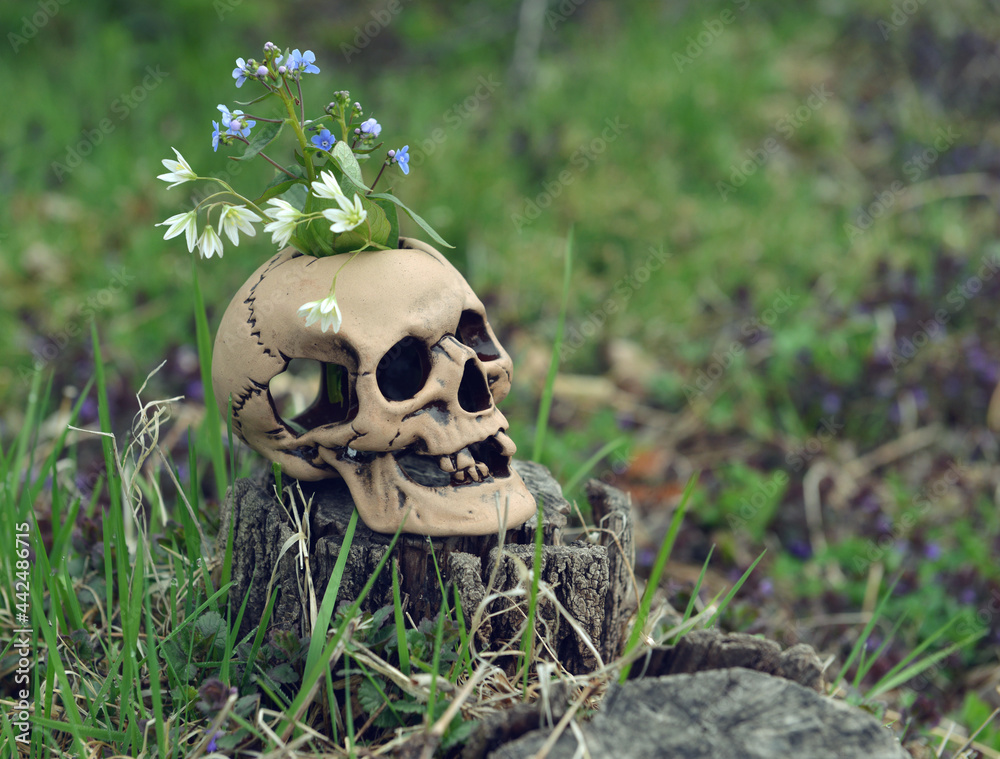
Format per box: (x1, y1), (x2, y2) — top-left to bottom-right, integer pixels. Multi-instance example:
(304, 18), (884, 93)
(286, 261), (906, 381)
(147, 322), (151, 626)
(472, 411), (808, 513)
(488, 668), (909, 759)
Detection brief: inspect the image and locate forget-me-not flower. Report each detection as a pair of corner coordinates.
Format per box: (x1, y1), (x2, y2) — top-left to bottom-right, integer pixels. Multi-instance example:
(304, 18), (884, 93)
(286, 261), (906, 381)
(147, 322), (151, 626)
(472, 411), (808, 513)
(232, 58), (253, 88)
(218, 105), (255, 139)
(359, 118), (381, 138)
(311, 129), (335, 152)
(393, 145), (410, 175)
(287, 49), (320, 76)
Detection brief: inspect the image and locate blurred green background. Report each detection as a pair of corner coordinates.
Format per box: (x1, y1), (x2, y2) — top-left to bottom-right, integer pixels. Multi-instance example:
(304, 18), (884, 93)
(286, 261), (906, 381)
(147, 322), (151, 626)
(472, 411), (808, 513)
(3, 0), (1000, 739)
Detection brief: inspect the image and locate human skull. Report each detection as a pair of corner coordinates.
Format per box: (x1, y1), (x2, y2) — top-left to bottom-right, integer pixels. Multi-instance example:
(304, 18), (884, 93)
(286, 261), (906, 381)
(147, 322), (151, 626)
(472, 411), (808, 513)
(212, 238), (536, 536)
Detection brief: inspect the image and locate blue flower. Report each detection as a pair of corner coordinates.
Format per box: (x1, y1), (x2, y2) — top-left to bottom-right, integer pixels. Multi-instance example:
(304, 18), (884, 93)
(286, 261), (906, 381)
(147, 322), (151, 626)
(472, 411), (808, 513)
(359, 118), (381, 137)
(311, 128), (335, 152)
(206, 731), (221, 753)
(218, 104), (255, 139)
(211, 120), (222, 152)
(394, 145), (410, 175)
(232, 58), (252, 88)
(287, 49), (320, 76)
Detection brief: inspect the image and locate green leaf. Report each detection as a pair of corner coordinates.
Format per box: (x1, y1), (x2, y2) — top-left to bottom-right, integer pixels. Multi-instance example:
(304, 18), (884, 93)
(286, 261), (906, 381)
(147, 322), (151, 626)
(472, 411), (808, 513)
(267, 663), (300, 684)
(331, 141), (365, 187)
(235, 120), (285, 162)
(371, 195), (400, 248)
(282, 183), (309, 212)
(334, 174), (391, 249)
(194, 610), (227, 641)
(369, 192), (453, 248)
(255, 165), (305, 205)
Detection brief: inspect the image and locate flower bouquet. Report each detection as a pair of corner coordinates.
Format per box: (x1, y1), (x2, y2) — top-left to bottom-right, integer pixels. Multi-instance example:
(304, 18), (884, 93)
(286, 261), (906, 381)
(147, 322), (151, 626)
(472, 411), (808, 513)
(156, 41), (449, 334)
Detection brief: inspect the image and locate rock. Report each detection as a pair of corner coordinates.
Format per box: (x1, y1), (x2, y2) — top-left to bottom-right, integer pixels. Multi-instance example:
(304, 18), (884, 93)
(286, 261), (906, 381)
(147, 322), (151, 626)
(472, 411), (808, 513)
(488, 669), (909, 759)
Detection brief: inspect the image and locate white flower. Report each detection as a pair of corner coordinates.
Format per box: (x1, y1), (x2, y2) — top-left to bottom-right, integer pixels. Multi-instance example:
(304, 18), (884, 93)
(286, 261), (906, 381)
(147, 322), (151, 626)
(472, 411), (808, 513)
(217, 204), (262, 246)
(156, 210), (199, 253)
(197, 224), (224, 259)
(311, 170), (347, 202)
(263, 198), (303, 248)
(297, 294), (343, 333)
(157, 147), (197, 188)
(322, 194), (367, 234)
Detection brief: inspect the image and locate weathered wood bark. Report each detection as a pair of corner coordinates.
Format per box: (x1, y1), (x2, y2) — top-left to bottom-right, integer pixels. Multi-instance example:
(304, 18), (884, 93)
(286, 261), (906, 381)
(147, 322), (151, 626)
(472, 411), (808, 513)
(220, 460), (636, 674)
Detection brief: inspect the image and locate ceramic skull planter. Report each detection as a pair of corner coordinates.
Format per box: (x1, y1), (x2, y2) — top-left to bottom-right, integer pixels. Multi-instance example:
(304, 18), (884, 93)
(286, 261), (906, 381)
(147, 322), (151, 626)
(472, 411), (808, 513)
(212, 238), (536, 536)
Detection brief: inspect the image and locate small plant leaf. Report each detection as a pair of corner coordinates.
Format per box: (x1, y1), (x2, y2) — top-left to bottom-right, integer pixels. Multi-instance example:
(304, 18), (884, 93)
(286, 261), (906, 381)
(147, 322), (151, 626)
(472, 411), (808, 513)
(255, 165), (305, 205)
(235, 120), (285, 162)
(369, 193), (453, 248)
(331, 141), (365, 186)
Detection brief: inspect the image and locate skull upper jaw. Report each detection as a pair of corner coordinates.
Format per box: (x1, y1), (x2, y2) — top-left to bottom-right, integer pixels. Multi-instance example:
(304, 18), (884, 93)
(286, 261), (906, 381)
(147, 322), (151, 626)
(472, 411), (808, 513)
(317, 444), (537, 535)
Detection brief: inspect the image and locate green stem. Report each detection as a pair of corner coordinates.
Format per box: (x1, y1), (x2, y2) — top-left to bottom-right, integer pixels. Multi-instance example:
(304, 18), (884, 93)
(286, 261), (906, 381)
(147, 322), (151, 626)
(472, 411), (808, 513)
(242, 114), (285, 123)
(279, 85), (315, 183)
(256, 150), (297, 178)
(368, 160), (389, 194)
(194, 185), (267, 219)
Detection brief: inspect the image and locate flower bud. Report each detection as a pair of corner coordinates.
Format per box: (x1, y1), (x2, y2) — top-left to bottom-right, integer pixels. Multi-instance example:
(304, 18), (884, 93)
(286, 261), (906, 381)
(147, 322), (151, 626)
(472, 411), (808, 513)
(387, 149), (396, 159)
(256, 65), (267, 77)
(278, 65), (287, 75)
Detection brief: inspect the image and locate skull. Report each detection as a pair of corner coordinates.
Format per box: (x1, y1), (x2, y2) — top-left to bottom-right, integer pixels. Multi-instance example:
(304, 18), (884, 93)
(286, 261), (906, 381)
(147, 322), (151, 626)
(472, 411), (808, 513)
(212, 238), (537, 536)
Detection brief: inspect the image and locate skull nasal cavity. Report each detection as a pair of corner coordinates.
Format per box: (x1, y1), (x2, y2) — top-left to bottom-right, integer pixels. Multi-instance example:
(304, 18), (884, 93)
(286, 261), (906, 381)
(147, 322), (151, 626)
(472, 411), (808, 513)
(458, 359), (491, 412)
(377, 337), (430, 401)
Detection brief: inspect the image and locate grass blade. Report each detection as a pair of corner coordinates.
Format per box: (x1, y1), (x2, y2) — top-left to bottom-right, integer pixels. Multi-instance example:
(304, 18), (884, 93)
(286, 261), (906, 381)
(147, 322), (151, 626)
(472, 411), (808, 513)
(532, 228), (574, 463)
(562, 437), (628, 498)
(705, 549), (766, 629)
(392, 558), (410, 677)
(191, 265), (228, 504)
(304, 508), (360, 676)
(620, 471), (699, 681)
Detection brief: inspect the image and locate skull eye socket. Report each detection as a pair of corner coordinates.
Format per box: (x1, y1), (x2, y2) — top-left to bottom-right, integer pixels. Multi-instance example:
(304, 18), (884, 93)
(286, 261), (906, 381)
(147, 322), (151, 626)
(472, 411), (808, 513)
(456, 310), (501, 361)
(271, 359), (357, 433)
(377, 336), (431, 402)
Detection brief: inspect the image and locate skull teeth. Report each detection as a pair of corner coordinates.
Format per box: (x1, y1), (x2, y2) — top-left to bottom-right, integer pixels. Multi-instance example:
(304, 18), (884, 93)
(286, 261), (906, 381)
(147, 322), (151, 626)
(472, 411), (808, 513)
(428, 435), (512, 485)
(494, 430), (516, 457)
(455, 449), (475, 472)
(453, 462), (489, 484)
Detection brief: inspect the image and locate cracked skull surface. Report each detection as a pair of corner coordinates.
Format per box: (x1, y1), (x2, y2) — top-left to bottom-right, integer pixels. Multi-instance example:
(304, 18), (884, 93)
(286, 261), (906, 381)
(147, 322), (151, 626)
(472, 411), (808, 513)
(212, 238), (537, 535)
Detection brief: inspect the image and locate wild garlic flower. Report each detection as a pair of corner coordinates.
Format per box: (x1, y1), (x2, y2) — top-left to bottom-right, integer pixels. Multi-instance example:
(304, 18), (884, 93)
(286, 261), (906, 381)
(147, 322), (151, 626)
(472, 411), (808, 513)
(157, 148), (197, 188)
(156, 210), (199, 253)
(297, 295), (342, 333)
(217, 205), (261, 246)
(262, 199), (303, 248)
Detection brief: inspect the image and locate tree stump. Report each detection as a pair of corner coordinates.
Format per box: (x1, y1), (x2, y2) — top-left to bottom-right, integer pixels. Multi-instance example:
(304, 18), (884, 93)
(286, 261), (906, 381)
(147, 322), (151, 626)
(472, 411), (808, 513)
(488, 669), (910, 759)
(220, 460), (636, 674)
